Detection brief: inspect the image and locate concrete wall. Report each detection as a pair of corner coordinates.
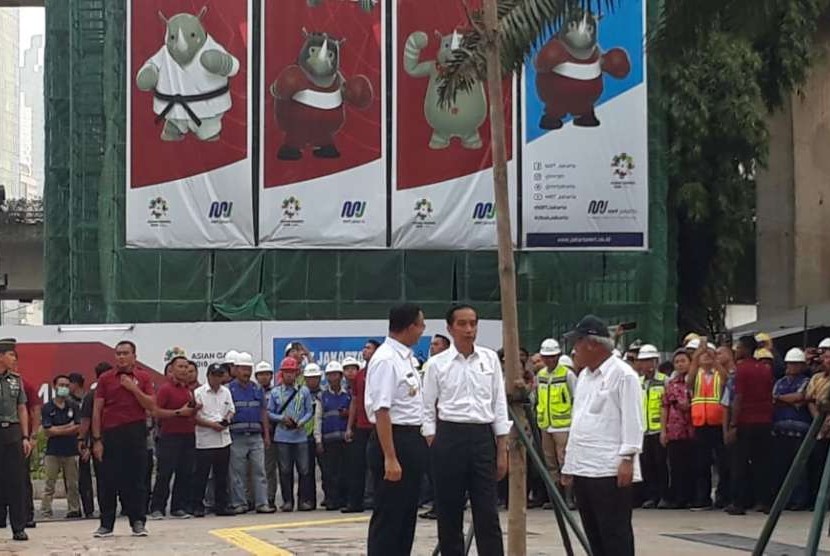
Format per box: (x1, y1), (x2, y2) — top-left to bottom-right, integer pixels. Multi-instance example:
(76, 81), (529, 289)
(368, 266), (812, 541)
(757, 21), (830, 317)
(0, 221), (43, 299)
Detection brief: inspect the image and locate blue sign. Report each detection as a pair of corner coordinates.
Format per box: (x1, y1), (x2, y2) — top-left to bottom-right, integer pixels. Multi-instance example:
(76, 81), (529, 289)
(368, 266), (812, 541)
(272, 336), (433, 368)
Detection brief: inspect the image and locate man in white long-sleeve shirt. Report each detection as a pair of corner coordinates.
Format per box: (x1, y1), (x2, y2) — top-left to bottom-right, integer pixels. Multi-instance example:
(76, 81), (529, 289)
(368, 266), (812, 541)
(561, 315), (644, 556)
(422, 305), (511, 556)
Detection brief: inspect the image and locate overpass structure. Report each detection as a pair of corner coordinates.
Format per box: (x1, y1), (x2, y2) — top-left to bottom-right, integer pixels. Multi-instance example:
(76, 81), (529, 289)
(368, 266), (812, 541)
(0, 208), (44, 300)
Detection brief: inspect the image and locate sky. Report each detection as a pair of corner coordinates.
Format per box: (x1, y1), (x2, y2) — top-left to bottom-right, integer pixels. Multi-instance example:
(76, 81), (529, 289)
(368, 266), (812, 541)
(18, 7), (45, 66)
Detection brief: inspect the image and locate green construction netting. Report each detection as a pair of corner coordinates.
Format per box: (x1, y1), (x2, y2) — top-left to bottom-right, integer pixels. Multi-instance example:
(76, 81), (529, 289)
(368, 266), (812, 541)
(43, 0), (676, 350)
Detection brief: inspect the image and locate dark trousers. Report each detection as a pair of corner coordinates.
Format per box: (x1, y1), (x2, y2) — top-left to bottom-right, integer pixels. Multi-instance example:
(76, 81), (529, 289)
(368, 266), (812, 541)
(150, 434), (195, 514)
(732, 424), (772, 509)
(322, 439), (347, 508)
(367, 426), (427, 556)
(433, 422), (503, 556)
(192, 446), (230, 512)
(346, 427), (371, 509)
(99, 421), (148, 529)
(640, 434), (668, 504)
(772, 434), (809, 508)
(146, 448), (154, 513)
(694, 425), (729, 505)
(78, 455), (95, 516)
(298, 437), (318, 507)
(667, 439), (695, 506)
(24, 453), (33, 522)
(811, 438), (830, 508)
(573, 476), (634, 556)
(0, 424), (27, 533)
(277, 442), (311, 507)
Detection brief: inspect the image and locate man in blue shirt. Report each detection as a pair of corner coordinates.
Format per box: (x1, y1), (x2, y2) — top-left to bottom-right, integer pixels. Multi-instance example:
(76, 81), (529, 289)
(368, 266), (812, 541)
(40, 374), (82, 519)
(228, 353), (273, 514)
(268, 358), (313, 512)
(771, 348), (812, 510)
(315, 361), (351, 511)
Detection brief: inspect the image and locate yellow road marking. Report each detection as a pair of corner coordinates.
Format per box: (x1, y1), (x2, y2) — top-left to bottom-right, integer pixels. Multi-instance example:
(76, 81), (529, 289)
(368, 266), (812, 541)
(210, 516), (371, 555)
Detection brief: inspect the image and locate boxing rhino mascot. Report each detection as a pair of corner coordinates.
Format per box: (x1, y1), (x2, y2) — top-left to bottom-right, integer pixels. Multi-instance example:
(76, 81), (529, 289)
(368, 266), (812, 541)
(270, 30), (373, 160)
(534, 9), (630, 130)
(136, 6), (240, 142)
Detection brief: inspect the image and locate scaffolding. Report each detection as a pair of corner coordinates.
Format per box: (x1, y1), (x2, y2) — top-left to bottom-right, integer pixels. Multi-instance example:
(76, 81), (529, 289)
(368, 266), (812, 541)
(43, 0), (676, 350)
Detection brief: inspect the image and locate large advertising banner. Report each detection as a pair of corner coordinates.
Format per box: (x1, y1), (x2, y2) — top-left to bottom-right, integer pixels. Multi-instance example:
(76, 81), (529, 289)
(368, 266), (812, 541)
(522, 2), (648, 250)
(259, 0), (385, 248)
(126, 0), (254, 248)
(391, 0), (517, 250)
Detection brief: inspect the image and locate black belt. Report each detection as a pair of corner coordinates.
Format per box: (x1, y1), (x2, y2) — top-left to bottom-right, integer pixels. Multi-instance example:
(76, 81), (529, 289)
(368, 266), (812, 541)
(153, 85), (230, 127)
(0, 421), (20, 429)
(392, 424), (422, 432)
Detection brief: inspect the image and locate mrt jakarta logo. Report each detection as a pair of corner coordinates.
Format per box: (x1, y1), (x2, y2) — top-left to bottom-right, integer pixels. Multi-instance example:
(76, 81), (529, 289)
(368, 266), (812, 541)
(472, 201), (496, 224)
(341, 200), (367, 223)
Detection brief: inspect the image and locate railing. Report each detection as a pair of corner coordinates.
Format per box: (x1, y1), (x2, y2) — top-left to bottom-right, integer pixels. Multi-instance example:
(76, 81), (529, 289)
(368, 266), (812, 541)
(0, 208), (45, 225)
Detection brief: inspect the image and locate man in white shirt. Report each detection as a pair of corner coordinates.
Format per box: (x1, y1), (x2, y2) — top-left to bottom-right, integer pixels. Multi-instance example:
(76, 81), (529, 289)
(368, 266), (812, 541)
(561, 315), (643, 556)
(364, 304), (428, 556)
(190, 363), (235, 517)
(422, 305), (510, 556)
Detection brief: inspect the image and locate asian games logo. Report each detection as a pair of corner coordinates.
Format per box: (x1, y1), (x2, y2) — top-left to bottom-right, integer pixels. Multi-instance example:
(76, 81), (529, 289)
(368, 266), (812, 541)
(611, 153), (635, 180)
(414, 198), (433, 221)
(282, 196), (302, 219)
(147, 196), (170, 227)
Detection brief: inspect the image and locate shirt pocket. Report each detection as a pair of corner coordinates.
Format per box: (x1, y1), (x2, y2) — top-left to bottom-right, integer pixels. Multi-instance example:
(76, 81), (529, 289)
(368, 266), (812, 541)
(588, 390), (610, 415)
(472, 363), (495, 402)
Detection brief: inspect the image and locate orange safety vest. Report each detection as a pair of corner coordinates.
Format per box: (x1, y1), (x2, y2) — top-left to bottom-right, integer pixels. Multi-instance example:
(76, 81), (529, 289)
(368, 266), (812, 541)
(691, 371), (723, 427)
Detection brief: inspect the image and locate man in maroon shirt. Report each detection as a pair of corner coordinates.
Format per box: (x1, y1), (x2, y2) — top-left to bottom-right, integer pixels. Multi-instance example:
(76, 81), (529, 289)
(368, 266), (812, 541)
(91, 341), (156, 537)
(726, 335), (774, 515)
(342, 339), (380, 513)
(149, 356), (199, 519)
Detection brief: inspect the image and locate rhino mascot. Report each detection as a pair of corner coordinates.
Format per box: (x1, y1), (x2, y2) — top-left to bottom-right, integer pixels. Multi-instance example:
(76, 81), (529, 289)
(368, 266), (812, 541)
(136, 6), (240, 142)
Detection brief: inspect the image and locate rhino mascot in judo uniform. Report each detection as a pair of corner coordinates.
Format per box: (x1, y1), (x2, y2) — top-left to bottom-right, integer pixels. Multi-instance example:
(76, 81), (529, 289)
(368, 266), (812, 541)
(136, 7), (240, 142)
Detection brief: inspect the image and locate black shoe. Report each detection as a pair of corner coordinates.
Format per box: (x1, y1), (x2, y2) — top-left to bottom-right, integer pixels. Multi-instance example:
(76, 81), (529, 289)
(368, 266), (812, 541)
(256, 505), (276, 514)
(93, 526), (114, 538)
(25, 521), (36, 528)
(298, 502), (314, 512)
(341, 506), (364, 514)
(573, 113), (600, 127)
(725, 505), (746, 516)
(313, 144), (341, 158)
(192, 508), (205, 518)
(66, 511), (82, 519)
(12, 530), (28, 541)
(527, 499), (544, 509)
(279, 503), (294, 513)
(642, 500), (657, 510)
(277, 145), (302, 161)
(215, 508), (235, 517)
(131, 521), (149, 536)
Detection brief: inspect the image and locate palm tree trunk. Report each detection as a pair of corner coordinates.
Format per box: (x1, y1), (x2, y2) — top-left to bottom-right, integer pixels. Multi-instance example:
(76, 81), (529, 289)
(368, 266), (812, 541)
(482, 0), (527, 553)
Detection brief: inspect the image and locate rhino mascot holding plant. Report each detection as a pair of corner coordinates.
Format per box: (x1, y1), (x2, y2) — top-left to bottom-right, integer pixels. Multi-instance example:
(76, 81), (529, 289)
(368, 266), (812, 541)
(136, 6), (240, 142)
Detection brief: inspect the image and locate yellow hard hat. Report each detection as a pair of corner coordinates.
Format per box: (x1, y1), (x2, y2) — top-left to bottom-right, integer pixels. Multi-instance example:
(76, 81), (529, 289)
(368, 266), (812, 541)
(755, 332), (772, 345)
(754, 348), (774, 360)
(683, 333), (700, 344)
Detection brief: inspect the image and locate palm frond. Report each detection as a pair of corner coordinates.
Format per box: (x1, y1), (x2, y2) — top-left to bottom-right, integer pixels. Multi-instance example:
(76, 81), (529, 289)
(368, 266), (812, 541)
(439, 0), (618, 106)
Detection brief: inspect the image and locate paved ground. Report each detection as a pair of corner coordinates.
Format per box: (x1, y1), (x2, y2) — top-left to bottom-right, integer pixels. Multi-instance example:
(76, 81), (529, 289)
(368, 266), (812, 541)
(2, 507), (830, 555)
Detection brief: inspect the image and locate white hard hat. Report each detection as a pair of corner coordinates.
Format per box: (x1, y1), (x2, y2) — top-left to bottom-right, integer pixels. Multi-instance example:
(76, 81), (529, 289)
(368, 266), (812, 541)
(819, 338), (830, 350)
(637, 344), (660, 360)
(559, 355), (575, 369)
(284, 341), (299, 356)
(303, 363), (323, 378)
(785, 348), (807, 363)
(685, 338), (700, 350)
(254, 361), (273, 374)
(540, 338), (562, 356)
(325, 361), (344, 374)
(236, 352), (254, 368)
(341, 356), (360, 369)
(223, 350), (240, 365)
(613, 349), (622, 358)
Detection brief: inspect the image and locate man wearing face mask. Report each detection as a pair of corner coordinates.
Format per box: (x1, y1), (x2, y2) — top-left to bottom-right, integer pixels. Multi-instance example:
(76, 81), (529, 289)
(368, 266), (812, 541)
(40, 374), (82, 519)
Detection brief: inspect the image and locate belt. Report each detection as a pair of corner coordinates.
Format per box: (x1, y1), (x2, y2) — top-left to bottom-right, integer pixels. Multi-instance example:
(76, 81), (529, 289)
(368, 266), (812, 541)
(231, 431), (262, 436)
(153, 85), (230, 127)
(392, 424), (422, 432)
(0, 421), (20, 428)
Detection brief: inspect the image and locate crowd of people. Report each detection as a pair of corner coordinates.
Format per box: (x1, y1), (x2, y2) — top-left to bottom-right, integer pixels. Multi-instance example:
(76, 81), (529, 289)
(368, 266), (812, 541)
(1, 318), (830, 552)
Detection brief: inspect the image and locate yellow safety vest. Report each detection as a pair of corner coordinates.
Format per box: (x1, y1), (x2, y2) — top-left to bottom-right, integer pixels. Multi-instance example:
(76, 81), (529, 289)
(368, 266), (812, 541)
(536, 365), (573, 429)
(640, 372), (667, 434)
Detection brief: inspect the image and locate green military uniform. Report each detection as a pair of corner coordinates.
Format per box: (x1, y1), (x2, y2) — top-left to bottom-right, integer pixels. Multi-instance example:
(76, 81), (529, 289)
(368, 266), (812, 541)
(0, 338), (29, 539)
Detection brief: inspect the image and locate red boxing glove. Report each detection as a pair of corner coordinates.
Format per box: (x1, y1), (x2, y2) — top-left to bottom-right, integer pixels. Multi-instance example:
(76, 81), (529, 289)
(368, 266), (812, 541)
(271, 66), (306, 100)
(535, 40), (568, 73)
(343, 75), (374, 110)
(601, 48), (631, 79)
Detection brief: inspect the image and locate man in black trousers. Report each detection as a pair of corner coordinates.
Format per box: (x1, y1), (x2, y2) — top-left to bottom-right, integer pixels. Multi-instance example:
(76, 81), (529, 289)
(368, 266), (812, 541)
(364, 304), (428, 556)
(422, 305), (510, 556)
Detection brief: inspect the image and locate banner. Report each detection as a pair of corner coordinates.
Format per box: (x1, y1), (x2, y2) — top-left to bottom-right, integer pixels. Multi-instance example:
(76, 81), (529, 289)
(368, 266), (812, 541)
(521, 2), (648, 250)
(259, 0), (386, 248)
(126, 0), (254, 248)
(391, 0), (517, 250)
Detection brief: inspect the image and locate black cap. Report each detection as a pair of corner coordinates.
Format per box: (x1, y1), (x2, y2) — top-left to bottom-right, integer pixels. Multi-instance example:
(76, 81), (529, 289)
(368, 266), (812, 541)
(207, 363), (227, 375)
(68, 372), (85, 385)
(433, 333), (450, 344)
(564, 315), (610, 341)
(0, 338), (16, 353)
